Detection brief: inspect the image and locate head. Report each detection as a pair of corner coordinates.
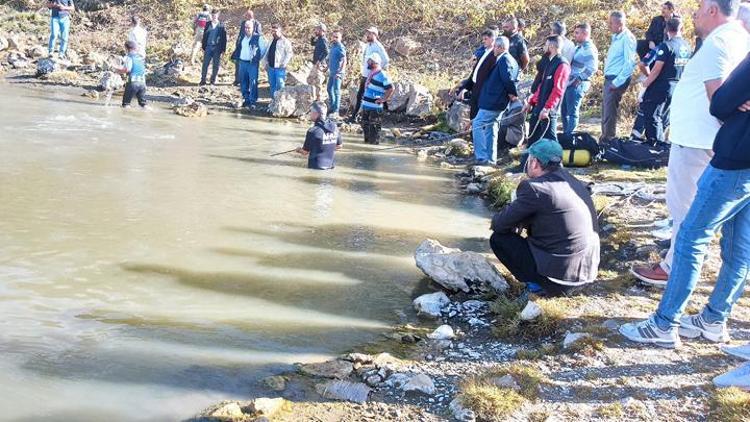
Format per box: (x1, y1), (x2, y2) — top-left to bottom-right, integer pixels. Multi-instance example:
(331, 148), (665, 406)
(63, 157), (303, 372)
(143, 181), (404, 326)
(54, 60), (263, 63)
(550, 21), (566, 36)
(202, 4), (209, 12)
(502, 16), (519, 36)
(517, 18), (527, 32)
(609, 11), (626, 33)
(331, 30), (342, 43)
(315, 23), (327, 36)
(309, 101), (327, 121)
(662, 1), (676, 18)
(524, 139), (563, 178)
(481, 29), (498, 49)
(130, 15), (140, 27)
(666, 17), (683, 37)
(493, 36), (509, 55)
(271, 23), (282, 38)
(244, 9), (254, 20)
(124, 40), (137, 54)
(367, 52), (382, 70)
(693, 0), (739, 38)
(365, 27), (379, 42)
(737, 3), (750, 33)
(211, 9), (220, 21)
(243, 20), (253, 34)
(545, 35), (561, 56)
(573, 22), (591, 43)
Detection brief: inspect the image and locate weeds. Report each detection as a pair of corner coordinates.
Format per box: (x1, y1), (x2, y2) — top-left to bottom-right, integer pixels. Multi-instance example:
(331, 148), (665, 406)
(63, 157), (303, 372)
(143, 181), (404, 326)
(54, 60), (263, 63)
(458, 363), (545, 421)
(487, 175), (518, 209)
(491, 297), (568, 341)
(710, 388), (750, 422)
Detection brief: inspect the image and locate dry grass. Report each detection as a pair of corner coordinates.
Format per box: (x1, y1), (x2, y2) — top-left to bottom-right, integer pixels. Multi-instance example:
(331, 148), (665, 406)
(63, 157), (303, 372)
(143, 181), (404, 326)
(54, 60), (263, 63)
(491, 296), (569, 341)
(458, 363), (545, 421)
(709, 388), (750, 422)
(597, 402), (624, 418)
(486, 175), (518, 209)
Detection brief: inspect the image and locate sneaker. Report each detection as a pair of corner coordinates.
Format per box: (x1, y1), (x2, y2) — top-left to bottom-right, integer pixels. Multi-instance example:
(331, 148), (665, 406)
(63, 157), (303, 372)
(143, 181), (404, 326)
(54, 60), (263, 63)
(679, 313), (731, 343)
(619, 317), (682, 348)
(526, 282), (545, 295)
(722, 343), (750, 361)
(651, 225), (673, 241)
(630, 263), (669, 287)
(713, 362), (750, 389)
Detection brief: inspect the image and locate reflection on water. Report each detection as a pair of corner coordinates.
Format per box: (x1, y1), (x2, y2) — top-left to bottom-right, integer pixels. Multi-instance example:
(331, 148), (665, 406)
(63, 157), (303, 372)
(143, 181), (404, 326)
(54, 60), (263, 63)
(0, 83), (491, 421)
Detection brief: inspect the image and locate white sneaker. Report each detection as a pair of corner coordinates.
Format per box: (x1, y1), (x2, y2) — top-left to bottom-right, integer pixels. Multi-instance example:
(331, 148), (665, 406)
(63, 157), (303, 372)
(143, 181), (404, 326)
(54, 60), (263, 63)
(679, 314), (731, 343)
(714, 362), (750, 389)
(722, 344), (750, 361)
(651, 225), (673, 240)
(619, 317), (682, 348)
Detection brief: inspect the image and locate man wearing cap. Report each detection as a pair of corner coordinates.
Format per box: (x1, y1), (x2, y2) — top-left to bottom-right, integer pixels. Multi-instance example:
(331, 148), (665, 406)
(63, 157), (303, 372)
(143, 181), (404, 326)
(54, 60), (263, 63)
(296, 102), (342, 170)
(348, 27), (390, 122)
(490, 139), (600, 297)
(308, 23), (329, 102)
(360, 53), (394, 144)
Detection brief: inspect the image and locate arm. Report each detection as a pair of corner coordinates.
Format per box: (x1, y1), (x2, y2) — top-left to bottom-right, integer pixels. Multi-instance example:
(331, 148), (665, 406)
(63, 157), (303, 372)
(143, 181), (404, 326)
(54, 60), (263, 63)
(282, 39), (293, 68)
(48, 1), (58, 9)
(490, 181), (538, 233)
(298, 130), (313, 155)
(543, 63), (571, 110)
(642, 60), (664, 90)
(613, 35), (637, 88)
(379, 43), (390, 70)
(710, 56), (750, 120)
(219, 27), (228, 54)
(519, 51), (530, 71)
(645, 17), (660, 45)
(201, 27), (209, 51)
(499, 59), (518, 98)
(379, 85), (395, 103)
(579, 45), (598, 81)
(338, 54), (347, 79)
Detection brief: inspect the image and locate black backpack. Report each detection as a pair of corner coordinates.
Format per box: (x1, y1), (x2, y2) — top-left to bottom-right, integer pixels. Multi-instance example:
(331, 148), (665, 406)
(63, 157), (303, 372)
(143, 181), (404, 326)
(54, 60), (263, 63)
(601, 138), (671, 169)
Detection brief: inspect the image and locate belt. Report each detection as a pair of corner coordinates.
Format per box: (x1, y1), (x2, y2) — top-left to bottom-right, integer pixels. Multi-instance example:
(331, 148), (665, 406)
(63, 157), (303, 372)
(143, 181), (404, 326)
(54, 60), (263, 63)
(129, 75), (146, 83)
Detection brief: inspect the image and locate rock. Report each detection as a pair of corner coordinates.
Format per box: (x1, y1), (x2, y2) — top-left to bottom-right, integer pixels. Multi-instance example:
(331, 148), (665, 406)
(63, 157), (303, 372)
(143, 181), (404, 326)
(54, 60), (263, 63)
(465, 183), (482, 194)
(436, 88), (453, 109)
(601, 319), (620, 332)
(344, 353), (374, 365)
(491, 374), (521, 391)
(299, 359), (354, 379)
(446, 139), (472, 158)
(0, 36), (8, 52)
(450, 398), (477, 422)
(427, 324), (455, 340)
(261, 375), (286, 392)
(316, 380), (371, 404)
(412, 291), (450, 317)
(392, 37), (422, 57)
(402, 374), (436, 395)
(44, 70), (79, 85)
(25, 45), (46, 59)
(246, 397), (284, 417)
(385, 372), (411, 389)
(563, 332), (592, 349)
(7, 35), (21, 51)
(462, 300), (486, 313)
(287, 62), (313, 86)
(208, 401), (244, 419)
(414, 239), (509, 293)
(11, 58), (29, 69)
(98, 71), (124, 91)
(387, 81), (411, 112)
(365, 374), (383, 387)
(174, 102), (208, 118)
(416, 149), (429, 161)
(372, 352), (398, 368)
(81, 89), (99, 100)
(36, 58), (57, 76)
(447, 101), (471, 132)
(164, 58), (184, 77)
(405, 84), (433, 117)
(82, 51), (106, 68)
(168, 42), (191, 61)
(65, 49), (80, 65)
(520, 301), (543, 321)
(269, 85), (314, 118)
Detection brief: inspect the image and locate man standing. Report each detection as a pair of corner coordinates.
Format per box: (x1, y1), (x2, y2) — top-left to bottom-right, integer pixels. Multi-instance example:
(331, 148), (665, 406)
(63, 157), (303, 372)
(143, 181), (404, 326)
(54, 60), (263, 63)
(190, 4), (211, 65)
(236, 20), (267, 109)
(348, 27), (389, 122)
(601, 11), (637, 142)
(471, 28), (498, 64)
(525, 36), (571, 145)
(502, 17), (529, 72)
(490, 139), (600, 297)
(327, 30), (347, 118)
(47, 0), (74, 59)
(308, 23), (329, 102)
(457, 29), (499, 120)
(561, 23), (599, 135)
(553, 21), (576, 63)
(360, 53), (394, 145)
(116, 41), (147, 108)
(630, 18), (691, 144)
(199, 10), (227, 86)
(630, 0), (750, 287)
(472, 36), (519, 165)
(232, 9), (262, 86)
(297, 102), (343, 170)
(265, 24), (294, 100)
(128, 16), (148, 59)
(643, 2), (679, 55)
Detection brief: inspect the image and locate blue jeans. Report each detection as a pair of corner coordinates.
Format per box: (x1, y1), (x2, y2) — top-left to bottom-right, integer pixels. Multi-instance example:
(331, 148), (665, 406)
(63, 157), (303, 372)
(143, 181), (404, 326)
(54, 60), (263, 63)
(654, 165), (750, 330)
(327, 76), (342, 114)
(561, 81), (590, 135)
(267, 67), (287, 99)
(48, 16), (71, 55)
(472, 108), (503, 163)
(239, 60), (259, 106)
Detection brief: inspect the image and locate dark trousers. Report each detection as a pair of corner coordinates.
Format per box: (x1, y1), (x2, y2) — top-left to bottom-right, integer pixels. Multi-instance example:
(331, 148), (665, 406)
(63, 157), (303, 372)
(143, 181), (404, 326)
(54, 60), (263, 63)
(489, 232), (580, 297)
(201, 47), (222, 84)
(632, 92), (672, 143)
(233, 59), (240, 84)
(351, 76), (367, 118)
(601, 77), (631, 142)
(361, 108), (383, 144)
(122, 82), (147, 107)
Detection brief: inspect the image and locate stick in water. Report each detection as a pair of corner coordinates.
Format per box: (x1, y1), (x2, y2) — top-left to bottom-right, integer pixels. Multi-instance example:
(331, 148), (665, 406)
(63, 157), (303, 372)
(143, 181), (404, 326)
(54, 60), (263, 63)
(270, 148), (298, 157)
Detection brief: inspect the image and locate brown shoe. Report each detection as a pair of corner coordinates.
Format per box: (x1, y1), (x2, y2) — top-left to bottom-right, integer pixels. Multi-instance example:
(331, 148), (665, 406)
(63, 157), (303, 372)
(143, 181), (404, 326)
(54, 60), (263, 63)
(630, 263), (669, 288)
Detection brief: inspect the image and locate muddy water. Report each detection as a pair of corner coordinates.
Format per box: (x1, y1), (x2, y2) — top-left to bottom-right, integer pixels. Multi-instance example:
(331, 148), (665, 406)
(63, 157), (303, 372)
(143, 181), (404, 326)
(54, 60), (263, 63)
(0, 83), (491, 421)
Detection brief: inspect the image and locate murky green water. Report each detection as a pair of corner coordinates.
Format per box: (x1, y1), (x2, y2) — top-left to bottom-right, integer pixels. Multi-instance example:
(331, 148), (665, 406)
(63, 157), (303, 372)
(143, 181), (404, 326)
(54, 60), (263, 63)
(0, 83), (491, 421)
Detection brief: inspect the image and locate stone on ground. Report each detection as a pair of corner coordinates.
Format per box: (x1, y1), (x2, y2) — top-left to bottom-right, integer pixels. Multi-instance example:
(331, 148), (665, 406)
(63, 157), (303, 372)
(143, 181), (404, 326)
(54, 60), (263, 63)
(412, 291), (450, 317)
(174, 102), (208, 118)
(427, 324), (455, 340)
(563, 332), (592, 349)
(25, 45), (46, 59)
(36, 58), (57, 77)
(447, 101), (470, 132)
(299, 359), (354, 379)
(392, 36), (422, 57)
(414, 239), (509, 293)
(261, 375), (287, 392)
(405, 83), (433, 117)
(491, 374), (521, 391)
(246, 397), (285, 417)
(520, 301), (543, 321)
(208, 401), (244, 419)
(316, 380), (372, 404)
(446, 139), (472, 158)
(269, 85), (314, 118)
(402, 373), (436, 395)
(0, 36), (9, 52)
(450, 397), (477, 422)
(387, 81), (411, 112)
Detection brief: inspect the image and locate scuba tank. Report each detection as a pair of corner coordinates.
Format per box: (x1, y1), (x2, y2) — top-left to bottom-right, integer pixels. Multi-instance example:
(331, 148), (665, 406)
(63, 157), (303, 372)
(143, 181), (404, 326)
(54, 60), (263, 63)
(562, 149), (593, 167)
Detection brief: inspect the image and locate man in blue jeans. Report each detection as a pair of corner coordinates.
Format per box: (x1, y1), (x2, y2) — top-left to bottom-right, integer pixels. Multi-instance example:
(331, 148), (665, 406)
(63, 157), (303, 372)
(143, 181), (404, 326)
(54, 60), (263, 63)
(327, 30), (347, 118)
(47, 0), (75, 59)
(264, 24), (293, 101)
(561, 23), (598, 135)
(620, 52), (750, 348)
(235, 20), (267, 109)
(472, 36), (518, 165)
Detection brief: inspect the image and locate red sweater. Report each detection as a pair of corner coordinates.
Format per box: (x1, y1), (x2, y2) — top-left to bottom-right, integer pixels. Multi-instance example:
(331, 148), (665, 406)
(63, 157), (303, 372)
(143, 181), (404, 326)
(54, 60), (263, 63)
(529, 62), (571, 110)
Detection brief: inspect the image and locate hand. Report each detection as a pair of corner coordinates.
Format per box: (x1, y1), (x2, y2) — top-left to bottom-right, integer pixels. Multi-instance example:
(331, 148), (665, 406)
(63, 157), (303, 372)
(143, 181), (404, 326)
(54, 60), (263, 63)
(336, 145), (343, 150)
(458, 89), (467, 100)
(522, 102), (532, 113)
(649, 41), (656, 50)
(508, 95), (518, 102)
(739, 100), (750, 112)
(295, 147), (304, 154)
(336, 73), (342, 80)
(539, 109), (549, 121)
(375, 98), (384, 104)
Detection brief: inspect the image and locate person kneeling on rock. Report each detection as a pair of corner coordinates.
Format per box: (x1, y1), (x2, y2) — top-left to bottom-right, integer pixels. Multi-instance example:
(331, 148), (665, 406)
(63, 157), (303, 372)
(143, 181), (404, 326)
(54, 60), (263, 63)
(296, 102), (342, 170)
(359, 53), (394, 145)
(115, 40), (147, 108)
(489, 139), (600, 297)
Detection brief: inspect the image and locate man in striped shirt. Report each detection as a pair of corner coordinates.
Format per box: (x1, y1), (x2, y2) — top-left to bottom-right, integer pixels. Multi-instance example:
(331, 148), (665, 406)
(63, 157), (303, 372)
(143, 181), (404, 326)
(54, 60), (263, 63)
(360, 53), (394, 145)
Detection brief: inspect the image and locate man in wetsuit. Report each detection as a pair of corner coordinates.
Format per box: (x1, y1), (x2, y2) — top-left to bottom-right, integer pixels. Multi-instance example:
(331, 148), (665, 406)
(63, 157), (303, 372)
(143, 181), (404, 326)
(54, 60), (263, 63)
(297, 102), (343, 170)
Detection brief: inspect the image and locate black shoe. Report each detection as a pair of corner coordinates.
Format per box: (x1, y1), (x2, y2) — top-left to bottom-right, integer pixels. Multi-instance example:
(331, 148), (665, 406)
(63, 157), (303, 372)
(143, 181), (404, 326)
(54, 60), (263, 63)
(199, 81), (207, 86)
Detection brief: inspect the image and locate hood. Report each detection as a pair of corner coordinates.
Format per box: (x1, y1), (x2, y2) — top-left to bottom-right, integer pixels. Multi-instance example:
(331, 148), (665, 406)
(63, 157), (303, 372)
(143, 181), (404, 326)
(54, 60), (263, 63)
(316, 118), (339, 134)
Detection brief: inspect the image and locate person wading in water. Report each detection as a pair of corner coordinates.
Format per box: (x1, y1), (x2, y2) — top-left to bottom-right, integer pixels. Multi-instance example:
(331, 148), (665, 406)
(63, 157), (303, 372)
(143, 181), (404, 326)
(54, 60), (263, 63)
(296, 102), (342, 170)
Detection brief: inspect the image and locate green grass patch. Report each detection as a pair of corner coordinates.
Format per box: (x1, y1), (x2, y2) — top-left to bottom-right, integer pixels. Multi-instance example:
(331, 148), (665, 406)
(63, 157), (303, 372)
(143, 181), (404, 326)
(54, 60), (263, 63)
(487, 175), (518, 209)
(490, 297), (568, 341)
(710, 388), (750, 422)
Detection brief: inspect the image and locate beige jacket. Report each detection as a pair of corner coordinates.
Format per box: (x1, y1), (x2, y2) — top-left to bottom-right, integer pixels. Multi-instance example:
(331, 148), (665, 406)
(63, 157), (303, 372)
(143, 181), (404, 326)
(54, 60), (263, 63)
(264, 36), (293, 69)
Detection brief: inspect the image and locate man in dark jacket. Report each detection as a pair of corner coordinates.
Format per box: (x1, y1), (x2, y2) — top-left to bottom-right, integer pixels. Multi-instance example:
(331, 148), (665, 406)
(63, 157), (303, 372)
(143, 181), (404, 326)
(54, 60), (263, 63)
(297, 102), (342, 170)
(639, 1), (678, 57)
(232, 9), (262, 86)
(620, 53), (750, 349)
(472, 36), (519, 165)
(490, 139), (600, 296)
(457, 29), (498, 119)
(525, 36), (571, 145)
(199, 9), (227, 86)
(308, 23), (329, 102)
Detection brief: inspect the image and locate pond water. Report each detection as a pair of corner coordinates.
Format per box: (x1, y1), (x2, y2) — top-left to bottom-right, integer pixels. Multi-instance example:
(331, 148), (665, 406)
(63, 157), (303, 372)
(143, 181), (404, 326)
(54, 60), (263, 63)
(0, 83), (491, 421)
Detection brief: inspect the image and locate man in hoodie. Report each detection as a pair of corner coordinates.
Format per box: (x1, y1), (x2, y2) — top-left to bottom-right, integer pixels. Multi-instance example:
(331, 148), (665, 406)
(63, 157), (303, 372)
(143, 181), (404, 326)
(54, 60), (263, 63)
(360, 53), (394, 145)
(297, 102), (342, 170)
(265, 24), (293, 100)
(348, 27), (390, 122)
(199, 9), (227, 86)
(308, 23), (329, 102)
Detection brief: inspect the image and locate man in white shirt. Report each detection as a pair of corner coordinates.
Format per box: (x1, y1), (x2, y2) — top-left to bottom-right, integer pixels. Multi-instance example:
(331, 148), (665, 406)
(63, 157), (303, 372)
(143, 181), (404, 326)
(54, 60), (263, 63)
(127, 15), (147, 58)
(631, 0), (750, 287)
(347, 26), (389, 122)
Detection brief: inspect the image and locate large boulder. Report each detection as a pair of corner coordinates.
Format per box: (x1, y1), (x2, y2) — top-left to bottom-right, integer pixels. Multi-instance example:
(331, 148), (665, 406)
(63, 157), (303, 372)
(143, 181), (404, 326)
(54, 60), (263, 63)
(402, 374), (436, 395)
(25, 45), (46, 59)
(386, 81), (411, 112)
(36, 58), (57, 76)
(287, 62), (313, 86)
(414, 239), (508, 293)
(405, 83), (433, 117)
(269, 84), (314, 118)
(447, 101), (471, 132)
(0, 36), (8, 52)
(98, 71), (124, 91)
(392, 37), (423, 57)
(298, 359), (353, 379)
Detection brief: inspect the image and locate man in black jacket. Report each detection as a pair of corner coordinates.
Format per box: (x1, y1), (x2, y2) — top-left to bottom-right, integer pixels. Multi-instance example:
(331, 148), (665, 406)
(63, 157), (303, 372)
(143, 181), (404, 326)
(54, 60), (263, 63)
(456, 29), (498, 119)
(199, 9), (227, 86)
(296, 102), (342, 170)
(490, 139), (600, 297)
(639, 1), (678, 58)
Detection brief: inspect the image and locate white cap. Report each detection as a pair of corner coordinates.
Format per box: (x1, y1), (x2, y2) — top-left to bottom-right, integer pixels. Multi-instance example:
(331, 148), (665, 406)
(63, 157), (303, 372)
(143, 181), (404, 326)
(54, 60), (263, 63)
(365, 26), (379, 36)
(367, 52), (382, 65)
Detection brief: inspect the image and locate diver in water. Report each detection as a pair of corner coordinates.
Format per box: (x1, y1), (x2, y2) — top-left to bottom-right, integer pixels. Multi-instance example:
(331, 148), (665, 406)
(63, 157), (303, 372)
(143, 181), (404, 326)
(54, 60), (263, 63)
(296, 102), (342, 170)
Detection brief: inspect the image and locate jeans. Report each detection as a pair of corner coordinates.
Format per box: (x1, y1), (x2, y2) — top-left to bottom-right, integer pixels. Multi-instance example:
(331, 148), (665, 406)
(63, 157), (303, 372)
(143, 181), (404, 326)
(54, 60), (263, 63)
(327, 76), (342, 114)
(561, 81), (590, 135)
(122, 82), (147, 107)
(601, 77), (630, 142)
(200, 47), (222, 84)
(48, 16), (71, 55)
(472, 108), (503, 163)
(632, 92), (672, 143)
(239, 60), (259, 106)
(267, 67), (287, 99)
(361, 108), (383, 144)
(654, 165), (750, 330)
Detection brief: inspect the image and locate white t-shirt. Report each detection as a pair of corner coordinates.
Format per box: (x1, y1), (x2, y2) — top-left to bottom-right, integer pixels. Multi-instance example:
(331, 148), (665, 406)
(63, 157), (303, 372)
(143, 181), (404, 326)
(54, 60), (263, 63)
(128, 25), (148, 58)
(670, 21), (750, 149)
(472, 48), (493, 83)
(561, 37), (576, 63)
